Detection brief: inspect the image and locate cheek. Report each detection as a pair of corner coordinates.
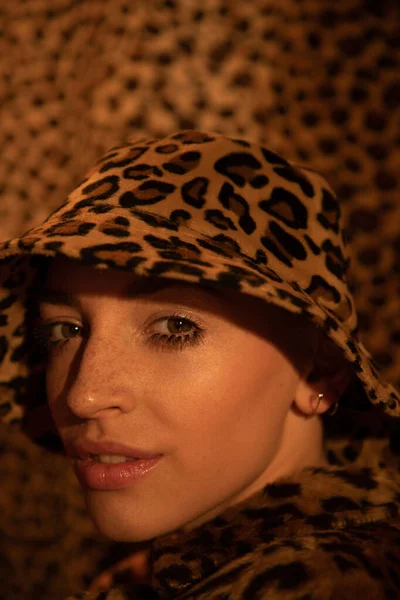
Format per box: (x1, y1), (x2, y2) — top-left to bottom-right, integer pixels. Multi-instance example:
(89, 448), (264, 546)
(44, 355), (72, 424)
(159, 338), (296, 461)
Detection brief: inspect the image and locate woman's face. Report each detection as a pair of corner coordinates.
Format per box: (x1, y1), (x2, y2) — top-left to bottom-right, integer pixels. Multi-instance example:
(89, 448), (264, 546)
(38, 257), (325, 541)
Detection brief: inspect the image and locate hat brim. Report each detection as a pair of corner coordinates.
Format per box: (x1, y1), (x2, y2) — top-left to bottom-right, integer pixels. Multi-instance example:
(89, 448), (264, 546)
(0, 208), (399, 451)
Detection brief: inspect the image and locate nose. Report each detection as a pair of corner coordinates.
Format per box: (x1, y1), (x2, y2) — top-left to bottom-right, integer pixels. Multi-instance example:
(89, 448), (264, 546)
(63, 331), (136, 420)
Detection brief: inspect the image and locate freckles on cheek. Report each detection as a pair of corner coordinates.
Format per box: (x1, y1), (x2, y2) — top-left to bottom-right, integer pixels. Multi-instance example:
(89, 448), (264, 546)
(45, 361), (70, 414)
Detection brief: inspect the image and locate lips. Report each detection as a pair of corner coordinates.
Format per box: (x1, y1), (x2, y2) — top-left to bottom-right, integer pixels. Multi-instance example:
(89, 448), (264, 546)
(65, 438), (163, 461)
(65, 438), (164, 490)
(74, 454), (163, 490)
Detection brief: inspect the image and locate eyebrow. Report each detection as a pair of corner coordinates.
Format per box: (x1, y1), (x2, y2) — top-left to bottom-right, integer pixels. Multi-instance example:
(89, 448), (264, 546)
(36, 277), (229, 310)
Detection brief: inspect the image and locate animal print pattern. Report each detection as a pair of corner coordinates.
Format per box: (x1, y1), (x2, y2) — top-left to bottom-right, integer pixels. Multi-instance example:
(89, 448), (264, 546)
(1, 131), (399, 429)
(0, 1), (399, 598)
(1, 130), (400, 599)
(0, 0), (399, 388)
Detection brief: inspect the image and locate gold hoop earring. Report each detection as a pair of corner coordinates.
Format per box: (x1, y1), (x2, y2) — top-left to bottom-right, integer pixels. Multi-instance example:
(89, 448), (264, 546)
(311, 393), (339, 416)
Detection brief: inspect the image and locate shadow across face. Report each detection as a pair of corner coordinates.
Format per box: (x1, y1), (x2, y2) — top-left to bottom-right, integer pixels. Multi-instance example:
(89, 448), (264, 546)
(23, 256), (349, 450)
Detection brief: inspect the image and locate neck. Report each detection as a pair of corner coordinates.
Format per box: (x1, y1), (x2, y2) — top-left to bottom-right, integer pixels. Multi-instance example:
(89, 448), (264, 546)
(184, 410), (327, 531)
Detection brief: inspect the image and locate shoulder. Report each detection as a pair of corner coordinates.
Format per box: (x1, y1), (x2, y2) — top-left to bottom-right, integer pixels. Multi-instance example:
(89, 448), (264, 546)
(185, 519), (400, 599)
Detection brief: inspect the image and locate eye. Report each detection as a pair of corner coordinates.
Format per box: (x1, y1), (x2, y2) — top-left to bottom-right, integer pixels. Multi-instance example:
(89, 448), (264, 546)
(146, 314), (205, 351)
(154, 316), (194, 335)
(31, 320), (83, 353)
(51, 322), (81, 341)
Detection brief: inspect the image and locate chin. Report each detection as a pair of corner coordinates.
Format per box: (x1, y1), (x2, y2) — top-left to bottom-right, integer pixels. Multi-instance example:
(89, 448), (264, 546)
(89, 511), (160, 542)
(85, 499), (158, 542)
(83, 490), (188, 542)
(92, 519), (155, 543)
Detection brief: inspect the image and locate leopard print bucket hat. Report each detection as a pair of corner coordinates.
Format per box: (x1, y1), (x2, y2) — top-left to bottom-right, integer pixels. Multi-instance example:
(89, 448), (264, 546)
(0, 130), (399, 449)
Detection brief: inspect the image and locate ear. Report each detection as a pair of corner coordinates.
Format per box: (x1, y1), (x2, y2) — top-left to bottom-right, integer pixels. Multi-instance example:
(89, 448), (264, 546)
(293, 333), (352, 417)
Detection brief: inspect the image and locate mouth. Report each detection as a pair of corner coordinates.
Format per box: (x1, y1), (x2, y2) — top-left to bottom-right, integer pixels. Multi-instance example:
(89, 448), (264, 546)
(65, 438), (163, 462)
(73, 453), (163, 490)
(90, 454), (140, 464)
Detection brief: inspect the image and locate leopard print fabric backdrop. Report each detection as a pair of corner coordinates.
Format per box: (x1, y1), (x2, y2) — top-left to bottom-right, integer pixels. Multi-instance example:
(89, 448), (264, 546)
(0, 0), (399, 597)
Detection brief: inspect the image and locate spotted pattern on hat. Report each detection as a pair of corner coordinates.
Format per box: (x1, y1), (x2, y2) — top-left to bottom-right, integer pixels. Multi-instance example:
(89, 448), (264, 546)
(0, 130), (399, 443)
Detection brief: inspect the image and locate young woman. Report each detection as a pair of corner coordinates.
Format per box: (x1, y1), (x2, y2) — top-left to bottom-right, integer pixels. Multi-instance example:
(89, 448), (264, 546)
(1, 130), (400, 599)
